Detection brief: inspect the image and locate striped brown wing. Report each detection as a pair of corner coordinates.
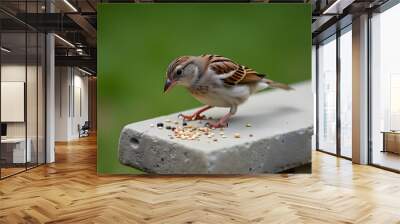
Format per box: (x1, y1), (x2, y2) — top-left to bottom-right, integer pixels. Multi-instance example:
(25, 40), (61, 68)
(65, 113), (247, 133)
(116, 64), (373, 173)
(240, 67), (265, 84)
(207, 55), (264, 86)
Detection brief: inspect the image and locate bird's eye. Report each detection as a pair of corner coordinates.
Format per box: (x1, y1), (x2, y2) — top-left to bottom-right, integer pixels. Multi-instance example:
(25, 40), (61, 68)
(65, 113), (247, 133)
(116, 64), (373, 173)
(176, 69), (182, 76)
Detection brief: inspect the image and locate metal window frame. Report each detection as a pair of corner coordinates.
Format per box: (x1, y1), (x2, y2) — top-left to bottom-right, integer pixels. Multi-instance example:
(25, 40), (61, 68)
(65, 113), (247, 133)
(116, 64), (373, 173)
(315, 0), (400, 173)
(0, 0), (48, 180)
(367, 0), (400, 173)
(315, 23), (353, 161)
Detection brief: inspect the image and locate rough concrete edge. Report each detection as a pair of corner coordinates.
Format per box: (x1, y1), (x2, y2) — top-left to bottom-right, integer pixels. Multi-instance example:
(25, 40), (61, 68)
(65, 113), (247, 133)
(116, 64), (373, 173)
(206, 126), (313, 174)
(118, 125), (210, 174)
(119, 124), (313, 174)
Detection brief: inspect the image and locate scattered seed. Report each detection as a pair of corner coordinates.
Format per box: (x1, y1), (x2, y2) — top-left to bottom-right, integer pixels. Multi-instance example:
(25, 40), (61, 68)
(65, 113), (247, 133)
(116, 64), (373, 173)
(165, 119), (171, 123)
(234, 133), (240, 138)
(171, 127), (176, 131)
(249, 134), (253, 137)
(174, 121), (179, 125)
(183, 122), (187, 126)
(166, 126), (171, 130)
(246, 123), (252, 127)
(158, 127), (163, 129)
(213, 138), (218, 142)
(150, 124), (155, 128)
(157, 122), (164, 127)
(170, 137), (174, 139)
(208, 116), (213, 119)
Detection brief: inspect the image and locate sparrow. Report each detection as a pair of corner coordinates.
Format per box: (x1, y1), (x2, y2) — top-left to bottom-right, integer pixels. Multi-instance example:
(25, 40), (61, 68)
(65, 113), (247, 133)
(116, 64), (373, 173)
(164, 54), (292, 128)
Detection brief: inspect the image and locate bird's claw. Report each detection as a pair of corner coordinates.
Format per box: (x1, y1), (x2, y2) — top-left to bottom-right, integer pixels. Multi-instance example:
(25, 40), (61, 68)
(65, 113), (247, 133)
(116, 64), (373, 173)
(194, 114), (206, 120)
(205, 121), (228, 128)
(178, 113), (206, 121)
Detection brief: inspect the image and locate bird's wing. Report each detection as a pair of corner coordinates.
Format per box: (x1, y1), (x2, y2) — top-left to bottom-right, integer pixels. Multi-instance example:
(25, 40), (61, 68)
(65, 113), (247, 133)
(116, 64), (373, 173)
(207, 55), (265, 86)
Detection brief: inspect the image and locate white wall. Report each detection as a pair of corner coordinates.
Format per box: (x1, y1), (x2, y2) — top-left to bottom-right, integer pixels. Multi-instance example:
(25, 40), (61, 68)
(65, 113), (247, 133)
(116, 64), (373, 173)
(55, 67), (89, 141)
(55, 67), (70, 141)
(72, 73), (89, 138)
(1, 65), (40, 138)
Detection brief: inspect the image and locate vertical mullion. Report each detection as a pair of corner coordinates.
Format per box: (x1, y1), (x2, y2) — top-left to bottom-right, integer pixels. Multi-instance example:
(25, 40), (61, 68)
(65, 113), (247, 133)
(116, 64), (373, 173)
(316, 44), (320, 150)
(367, 11), (373, 165)
(25, 0), (28, 171)
(44, 36), (47, 164)
(0, 25), (2, 179)
(336, 29), (341, 157)
(73, 68), (75, 118)
(69, 69), (71, 118)
(44, 0), (48, 164)
(36, 0), (39, 167)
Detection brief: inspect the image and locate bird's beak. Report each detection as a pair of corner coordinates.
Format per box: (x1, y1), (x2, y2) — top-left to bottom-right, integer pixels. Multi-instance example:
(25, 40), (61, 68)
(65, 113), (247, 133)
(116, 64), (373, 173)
(163, 79), (176, 93)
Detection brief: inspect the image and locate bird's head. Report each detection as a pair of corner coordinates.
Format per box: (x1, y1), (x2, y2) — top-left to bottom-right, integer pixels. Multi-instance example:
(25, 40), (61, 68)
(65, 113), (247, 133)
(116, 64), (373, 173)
(164, 56), (199, 93)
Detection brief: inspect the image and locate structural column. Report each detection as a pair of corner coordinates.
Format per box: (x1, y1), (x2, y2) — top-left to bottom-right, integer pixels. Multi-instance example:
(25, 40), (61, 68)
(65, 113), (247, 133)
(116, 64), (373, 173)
(45, 1), (55, 163)
(352, 14), (369, 164)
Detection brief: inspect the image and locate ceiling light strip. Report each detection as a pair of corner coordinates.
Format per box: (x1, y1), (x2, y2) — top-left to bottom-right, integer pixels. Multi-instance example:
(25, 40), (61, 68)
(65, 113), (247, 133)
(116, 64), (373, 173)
(78, 67), (93, 76)
(1, 47), (11, 53)
(54, 34), (75, 48)
(63, 0), (78, 12)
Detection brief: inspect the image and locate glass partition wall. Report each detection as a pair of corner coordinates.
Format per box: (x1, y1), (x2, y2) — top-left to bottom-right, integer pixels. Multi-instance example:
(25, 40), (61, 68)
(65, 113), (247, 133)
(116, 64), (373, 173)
(0, 5), (46, 179)
(316, 26), (352, 159)
(317, 35), (337, 155)
(339, 27), (352, 159)
(370, 3), (400, 171)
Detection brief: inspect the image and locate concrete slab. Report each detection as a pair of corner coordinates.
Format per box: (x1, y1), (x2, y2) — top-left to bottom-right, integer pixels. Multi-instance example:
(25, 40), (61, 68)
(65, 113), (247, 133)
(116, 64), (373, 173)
(119, 81), (313, 174)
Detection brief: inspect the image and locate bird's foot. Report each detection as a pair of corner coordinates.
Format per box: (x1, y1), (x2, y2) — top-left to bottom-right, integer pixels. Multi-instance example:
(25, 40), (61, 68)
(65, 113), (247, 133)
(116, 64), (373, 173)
(178, 113), (206, 121)
(205, 121), (228, 128)
(205, 112), (232, 128)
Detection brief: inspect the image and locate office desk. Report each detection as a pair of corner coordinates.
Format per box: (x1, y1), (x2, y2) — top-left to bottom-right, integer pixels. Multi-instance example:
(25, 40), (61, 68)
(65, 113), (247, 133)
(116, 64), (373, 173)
(1, 138), (32, 163)
(382, 131), (400, 154)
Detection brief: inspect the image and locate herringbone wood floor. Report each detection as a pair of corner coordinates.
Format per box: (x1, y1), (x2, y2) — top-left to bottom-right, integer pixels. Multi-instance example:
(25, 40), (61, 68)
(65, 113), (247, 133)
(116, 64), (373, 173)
(1, 135), (400, 224)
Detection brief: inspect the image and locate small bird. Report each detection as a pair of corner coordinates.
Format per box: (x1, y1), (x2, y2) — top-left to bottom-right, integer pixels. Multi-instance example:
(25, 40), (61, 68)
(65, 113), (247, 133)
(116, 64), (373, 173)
(164, 54), (292, 128)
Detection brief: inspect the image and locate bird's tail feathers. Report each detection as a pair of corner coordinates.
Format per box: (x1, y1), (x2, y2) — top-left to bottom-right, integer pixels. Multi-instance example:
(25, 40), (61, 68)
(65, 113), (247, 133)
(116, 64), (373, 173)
(264, 79), (293, 90)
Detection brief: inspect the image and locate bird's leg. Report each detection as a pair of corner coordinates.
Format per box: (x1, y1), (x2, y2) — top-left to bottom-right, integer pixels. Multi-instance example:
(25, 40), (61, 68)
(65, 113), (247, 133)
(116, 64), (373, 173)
(206, 106), (237, 128)
(178, 105), (213, 121)
(206, 112), (233, 128)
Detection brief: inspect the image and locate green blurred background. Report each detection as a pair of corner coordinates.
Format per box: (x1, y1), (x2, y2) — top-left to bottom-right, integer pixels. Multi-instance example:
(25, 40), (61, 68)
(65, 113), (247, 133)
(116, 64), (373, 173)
(97, 3), (311, 174)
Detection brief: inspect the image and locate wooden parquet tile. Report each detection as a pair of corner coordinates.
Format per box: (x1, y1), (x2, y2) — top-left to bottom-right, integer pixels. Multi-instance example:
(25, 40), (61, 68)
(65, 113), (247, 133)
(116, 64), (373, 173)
(0, 135), (400, 224)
